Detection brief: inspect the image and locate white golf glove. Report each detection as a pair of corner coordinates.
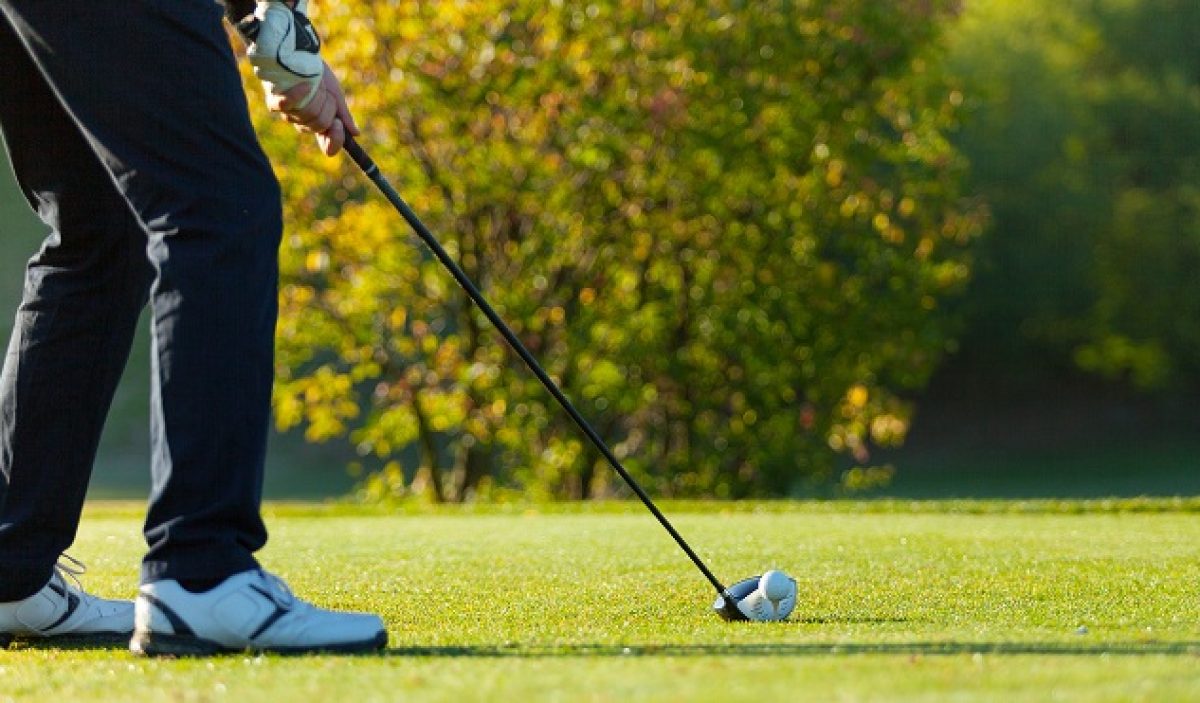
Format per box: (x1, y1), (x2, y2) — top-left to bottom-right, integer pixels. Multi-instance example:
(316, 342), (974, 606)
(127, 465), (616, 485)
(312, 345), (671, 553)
(239, 0), (324, 109)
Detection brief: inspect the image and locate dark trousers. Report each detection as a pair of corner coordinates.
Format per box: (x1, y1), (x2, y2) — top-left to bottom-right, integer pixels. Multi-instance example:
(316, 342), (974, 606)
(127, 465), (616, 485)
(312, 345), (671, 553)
(0, 0), (280, 599)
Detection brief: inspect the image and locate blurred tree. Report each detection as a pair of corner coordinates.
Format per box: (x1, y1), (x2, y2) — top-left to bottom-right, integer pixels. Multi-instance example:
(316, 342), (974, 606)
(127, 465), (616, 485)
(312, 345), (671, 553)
(255, 0), (981, 501)
(948, 0), (1200, 391)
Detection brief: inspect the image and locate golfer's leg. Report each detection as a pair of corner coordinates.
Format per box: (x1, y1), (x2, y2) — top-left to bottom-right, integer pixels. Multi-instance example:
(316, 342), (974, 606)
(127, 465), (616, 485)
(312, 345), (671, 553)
(0, 20), (154, 601)
(0, 1), (280, 585)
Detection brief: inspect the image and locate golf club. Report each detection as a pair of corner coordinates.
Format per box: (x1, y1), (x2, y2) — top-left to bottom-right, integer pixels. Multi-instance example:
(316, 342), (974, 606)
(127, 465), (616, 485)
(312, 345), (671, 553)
(342, 135), (791, 622)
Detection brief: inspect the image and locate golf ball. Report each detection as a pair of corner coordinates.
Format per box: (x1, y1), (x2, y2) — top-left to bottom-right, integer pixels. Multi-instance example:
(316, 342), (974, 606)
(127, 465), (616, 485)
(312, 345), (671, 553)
(759, 570), (793, 601)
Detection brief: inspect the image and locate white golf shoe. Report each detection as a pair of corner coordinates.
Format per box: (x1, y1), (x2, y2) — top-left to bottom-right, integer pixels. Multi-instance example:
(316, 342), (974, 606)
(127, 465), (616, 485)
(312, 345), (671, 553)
(0, 556), (134, 646)
(130, 569), (387, 656)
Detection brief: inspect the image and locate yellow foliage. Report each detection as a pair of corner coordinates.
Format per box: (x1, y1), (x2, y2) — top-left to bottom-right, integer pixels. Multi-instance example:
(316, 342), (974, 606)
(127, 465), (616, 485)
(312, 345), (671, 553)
(259, 0), (980, 500)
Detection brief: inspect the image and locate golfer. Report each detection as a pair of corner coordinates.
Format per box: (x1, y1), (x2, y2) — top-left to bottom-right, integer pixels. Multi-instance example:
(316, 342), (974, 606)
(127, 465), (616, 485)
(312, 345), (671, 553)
(0, 0), (386, 654)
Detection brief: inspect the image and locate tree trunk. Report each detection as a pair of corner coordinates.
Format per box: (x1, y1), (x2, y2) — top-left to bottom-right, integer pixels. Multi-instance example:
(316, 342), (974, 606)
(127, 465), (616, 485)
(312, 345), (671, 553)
(455, 442), (492, 501)
(411, 395), (446, 503)
(446, 439), (488, 502)
(578, 460), (595, 500)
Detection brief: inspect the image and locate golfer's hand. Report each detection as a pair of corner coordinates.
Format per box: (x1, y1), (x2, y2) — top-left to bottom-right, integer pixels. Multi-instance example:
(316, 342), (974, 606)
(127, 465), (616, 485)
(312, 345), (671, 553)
(239, 0), (357, 156)
(268, 63), (360, 157)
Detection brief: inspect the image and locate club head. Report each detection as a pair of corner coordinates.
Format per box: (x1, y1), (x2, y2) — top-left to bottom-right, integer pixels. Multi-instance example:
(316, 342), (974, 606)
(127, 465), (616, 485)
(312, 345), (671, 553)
(712, 573), (798, 622)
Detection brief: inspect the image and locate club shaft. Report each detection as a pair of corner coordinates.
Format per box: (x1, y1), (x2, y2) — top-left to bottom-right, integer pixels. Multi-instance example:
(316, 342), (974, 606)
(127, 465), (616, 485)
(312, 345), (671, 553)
(343, 136), (728, 596)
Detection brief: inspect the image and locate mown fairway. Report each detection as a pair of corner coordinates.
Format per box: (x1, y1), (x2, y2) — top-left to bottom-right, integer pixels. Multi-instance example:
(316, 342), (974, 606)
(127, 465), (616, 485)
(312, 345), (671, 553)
(3, 501), (1199, 702)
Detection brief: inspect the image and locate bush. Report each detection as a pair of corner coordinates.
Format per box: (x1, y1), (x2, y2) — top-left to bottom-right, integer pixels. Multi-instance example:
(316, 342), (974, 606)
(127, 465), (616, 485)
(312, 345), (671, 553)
(255, 0), (982, 501)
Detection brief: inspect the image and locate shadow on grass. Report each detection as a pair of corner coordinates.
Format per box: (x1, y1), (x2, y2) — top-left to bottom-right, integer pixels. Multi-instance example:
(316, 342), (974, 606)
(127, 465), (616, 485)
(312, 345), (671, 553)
(794, 617), (916, 625)
(4, 633), (129, 652)
(384, 641), (1200, 658)
(8, 637), (1198, 658)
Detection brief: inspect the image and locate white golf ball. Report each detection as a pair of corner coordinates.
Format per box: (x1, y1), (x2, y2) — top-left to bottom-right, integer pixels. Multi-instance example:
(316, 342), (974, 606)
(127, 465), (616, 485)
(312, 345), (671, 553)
(759, 570), (793, 601)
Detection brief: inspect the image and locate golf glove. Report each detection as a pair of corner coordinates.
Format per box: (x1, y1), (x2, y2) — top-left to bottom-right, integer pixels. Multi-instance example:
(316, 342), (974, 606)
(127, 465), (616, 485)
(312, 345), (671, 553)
(237, 0), (324, 109)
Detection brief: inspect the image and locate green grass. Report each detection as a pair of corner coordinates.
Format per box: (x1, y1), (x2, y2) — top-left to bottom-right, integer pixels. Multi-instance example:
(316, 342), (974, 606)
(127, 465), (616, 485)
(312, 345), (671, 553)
(3, 501), (1200, 702)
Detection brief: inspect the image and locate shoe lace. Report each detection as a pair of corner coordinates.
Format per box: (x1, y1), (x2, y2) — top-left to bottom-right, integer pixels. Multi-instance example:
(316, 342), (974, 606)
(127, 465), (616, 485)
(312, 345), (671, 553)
(54, 553), (88, 592)
(50, 553), (106, 614)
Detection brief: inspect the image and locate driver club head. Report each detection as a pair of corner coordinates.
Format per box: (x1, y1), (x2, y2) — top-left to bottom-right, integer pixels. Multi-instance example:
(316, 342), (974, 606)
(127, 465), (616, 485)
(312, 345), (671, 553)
(712, 572), (798, 622)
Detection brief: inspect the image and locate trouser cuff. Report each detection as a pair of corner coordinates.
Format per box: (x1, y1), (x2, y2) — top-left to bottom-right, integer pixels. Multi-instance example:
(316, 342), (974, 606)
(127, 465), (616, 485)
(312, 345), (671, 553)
(0, 560), (55, 602)
(140, 546), (260, 586)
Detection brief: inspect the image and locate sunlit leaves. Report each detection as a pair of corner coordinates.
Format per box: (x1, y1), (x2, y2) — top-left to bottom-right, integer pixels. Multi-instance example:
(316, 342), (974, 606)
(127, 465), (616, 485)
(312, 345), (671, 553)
(259, 0), (980, 501)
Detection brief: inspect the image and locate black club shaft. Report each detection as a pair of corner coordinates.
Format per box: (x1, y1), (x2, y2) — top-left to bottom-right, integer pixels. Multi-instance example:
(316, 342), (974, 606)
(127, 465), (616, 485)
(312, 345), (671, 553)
(342, 135), (731, 598)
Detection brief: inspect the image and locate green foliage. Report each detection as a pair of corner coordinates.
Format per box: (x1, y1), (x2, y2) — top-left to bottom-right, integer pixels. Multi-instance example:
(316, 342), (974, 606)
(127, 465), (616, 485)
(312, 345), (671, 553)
(258, 0), (981, 501)
(949, 0), (1200, 390)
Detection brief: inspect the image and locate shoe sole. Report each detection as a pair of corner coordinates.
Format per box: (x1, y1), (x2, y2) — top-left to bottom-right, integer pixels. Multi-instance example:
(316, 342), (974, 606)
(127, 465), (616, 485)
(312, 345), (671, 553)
(2, 630), (130, 649)
(130, 628), (388, 657)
